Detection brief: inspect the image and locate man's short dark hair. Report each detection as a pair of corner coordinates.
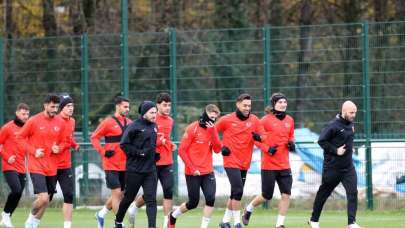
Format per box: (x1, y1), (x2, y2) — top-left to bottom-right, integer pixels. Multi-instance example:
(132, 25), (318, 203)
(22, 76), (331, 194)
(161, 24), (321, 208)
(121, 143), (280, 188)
(44, 94), (60, 104)
(16, 103), (29, 111)
(236, 93), (251, 102)
(114, 96), (129, 105)
(156, 92), (171, 104)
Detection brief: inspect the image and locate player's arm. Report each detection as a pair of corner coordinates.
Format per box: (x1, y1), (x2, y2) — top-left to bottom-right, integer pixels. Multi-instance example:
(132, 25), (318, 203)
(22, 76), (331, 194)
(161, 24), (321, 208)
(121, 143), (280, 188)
(206, 123), (222, 153)
(318, 123), (338, 155)
(15, 119), (36, 155)
(178, 126), (198, 172)
(91, 120), (108, 156)
(120, 124), (148, 157)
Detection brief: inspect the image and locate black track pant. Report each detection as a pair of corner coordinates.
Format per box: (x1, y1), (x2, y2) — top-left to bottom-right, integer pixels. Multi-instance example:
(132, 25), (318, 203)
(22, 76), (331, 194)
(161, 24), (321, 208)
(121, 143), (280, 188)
(311, 167), (358, 225)
(115, 171), (157, 228)
(3, 171), (26, 215)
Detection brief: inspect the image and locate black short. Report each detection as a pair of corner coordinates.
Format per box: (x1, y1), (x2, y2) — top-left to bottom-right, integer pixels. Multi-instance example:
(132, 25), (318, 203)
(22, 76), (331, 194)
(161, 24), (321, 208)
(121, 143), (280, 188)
(261, 169), (293, 200)
(157, 165), (174, 199)
(56, 168), (74, 200)
(105, 170), (126, 190)
(4, 171), (26, 194)
(30, 173), (57, 195)
(185, 172), (216, 208)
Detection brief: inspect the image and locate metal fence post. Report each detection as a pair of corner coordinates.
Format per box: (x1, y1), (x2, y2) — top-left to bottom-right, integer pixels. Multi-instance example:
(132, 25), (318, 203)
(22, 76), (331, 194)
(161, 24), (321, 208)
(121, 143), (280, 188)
(0, 38), (4, 189)
(169, 28), (179, 197)
(0, 37), (4, 126)
(263, 26), (271, 107)
(81, 33), (90, 202)
(121, 0), (129, 98)
(362, 21), (373, 210)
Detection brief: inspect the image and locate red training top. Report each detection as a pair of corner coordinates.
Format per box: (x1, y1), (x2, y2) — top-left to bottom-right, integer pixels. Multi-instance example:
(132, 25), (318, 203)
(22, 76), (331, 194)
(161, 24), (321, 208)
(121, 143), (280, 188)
(155, 113), (174, 166)
(91, 114), (132, 171)
(216, 112), (266, 170)
(0, 120), (26, 173)
(178, 121), (222, 175)
(258, 113), (294, 170)
(16, 112), (66, 176)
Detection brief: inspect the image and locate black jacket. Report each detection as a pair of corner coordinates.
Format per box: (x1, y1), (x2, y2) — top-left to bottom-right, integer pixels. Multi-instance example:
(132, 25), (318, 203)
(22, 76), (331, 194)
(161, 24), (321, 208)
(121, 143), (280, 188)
(120, 117), (157, 173)
(318, 114), (355, 171)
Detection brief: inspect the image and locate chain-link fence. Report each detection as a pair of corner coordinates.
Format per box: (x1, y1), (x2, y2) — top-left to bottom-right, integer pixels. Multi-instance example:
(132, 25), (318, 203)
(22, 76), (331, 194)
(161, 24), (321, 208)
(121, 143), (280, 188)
(0, 21), (404, 210)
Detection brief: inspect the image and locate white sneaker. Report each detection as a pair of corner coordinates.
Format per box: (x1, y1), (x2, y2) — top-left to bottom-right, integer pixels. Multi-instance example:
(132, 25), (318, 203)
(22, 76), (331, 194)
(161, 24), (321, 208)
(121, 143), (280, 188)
(348, 223), (363, 228)
(0, 212), (14, 228)
(308, 220), (320, 228)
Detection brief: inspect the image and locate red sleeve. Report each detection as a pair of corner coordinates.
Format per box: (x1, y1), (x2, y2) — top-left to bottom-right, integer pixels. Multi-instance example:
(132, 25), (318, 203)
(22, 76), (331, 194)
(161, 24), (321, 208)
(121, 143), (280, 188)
(0, 126), (10, 160)
(207, 126), (222, 153)
(215, 115), (227, 133)
(59, 122), (72, 151)
(178, 125), (197, 172)
(289, 118), (295, 142)
(254, 117), (270, 151)
(16, 119), (36, 155)
(91, 120), (108, 155)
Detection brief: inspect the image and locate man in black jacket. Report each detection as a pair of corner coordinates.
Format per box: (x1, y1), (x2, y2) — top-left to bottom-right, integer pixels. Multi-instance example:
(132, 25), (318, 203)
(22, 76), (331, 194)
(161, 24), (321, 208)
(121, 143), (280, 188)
(114, 101), (158, 228)
(309, 101), (362, 228)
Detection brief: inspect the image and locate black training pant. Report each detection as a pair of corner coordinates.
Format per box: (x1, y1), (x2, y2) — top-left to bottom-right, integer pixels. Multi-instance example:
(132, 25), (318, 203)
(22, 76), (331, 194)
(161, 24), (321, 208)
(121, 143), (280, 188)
(185, 172), (216, 210)
(3, 171), (26, 215)
(311, 167), (358, 225)
(115, 171), (157, 227)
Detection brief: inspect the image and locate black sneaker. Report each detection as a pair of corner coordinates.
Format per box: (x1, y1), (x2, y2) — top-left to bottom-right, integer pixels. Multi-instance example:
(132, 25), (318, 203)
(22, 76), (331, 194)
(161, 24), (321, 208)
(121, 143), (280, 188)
(114, 221), (123, 228)
(168, 212), (176, 228)
(219, 222), (231, 228)
(242, 210), (252, 225)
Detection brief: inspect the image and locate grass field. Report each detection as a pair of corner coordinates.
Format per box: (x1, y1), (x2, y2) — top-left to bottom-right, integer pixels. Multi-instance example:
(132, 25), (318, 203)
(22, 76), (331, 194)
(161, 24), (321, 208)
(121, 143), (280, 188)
(8, 207), (405, 228)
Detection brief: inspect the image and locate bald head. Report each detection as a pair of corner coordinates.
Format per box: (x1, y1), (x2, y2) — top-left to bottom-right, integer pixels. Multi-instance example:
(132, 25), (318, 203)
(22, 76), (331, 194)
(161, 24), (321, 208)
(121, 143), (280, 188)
(341, 100), (357, 122)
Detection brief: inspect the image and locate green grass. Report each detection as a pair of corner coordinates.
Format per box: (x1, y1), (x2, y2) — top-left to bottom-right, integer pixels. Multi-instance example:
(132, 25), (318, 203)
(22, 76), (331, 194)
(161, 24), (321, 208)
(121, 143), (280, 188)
(9, 208), (405, 228)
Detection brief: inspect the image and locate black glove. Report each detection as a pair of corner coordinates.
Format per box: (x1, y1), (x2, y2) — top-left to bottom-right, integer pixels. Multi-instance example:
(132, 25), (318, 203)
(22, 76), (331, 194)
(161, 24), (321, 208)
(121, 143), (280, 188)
(155, 152), (161, 162)
(252, 132), (262, 142)
(221, 146), (231, 156)
(104, 150), (114, 158)
(268, 146), (278, 156)
(288, 141), (295, 152)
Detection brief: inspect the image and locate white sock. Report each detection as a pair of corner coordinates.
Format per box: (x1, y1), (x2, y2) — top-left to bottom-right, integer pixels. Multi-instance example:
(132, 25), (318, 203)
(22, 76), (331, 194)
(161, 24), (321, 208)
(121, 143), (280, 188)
(128, 203), (138, 216)
(222, 208), (232, 223)
(246, 202), (255, 212)
(32, 217), (40, 228)
(98, 206), (109, 218)
(163, 215), (169, 228)
(26, 213), (35, 224)
(172, 208), (182, 218)
(233, 210), (241, 225)
(201, 216), (210, 228)
(309, 221), (320, 228)
(64, 221), (72, 228)
(276, 215), (285, 227)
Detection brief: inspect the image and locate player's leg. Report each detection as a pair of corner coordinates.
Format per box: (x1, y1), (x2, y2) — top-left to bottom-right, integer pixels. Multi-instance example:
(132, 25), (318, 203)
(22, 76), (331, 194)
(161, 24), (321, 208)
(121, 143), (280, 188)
(342, 168), (359, 227)
(200, 173), (216, 228)
(275, 169), (293, 228)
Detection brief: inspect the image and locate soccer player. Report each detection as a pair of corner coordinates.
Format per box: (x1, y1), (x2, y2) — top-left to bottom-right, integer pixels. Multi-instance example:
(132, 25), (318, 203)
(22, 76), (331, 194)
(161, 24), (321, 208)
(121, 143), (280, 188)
(114, 101), (159, 228)
(0, 103), (30, 228)
(216, 93), (266, 228)
(54, 94), (80, 228)
(242, 93), (295, 228)
(167, 104), (221, 228)
(92, 96), (131, 228)
(308, 101), (362, 228)
(17, 94), (66, 228)
(128, 93), (177, 228)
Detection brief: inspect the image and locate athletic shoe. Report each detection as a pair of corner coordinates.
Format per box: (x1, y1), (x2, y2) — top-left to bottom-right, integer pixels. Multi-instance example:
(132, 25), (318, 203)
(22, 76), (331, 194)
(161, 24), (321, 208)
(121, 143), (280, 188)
(348, 223), (363, 228)
(218, 222), (231, 228)
(276, 226), (285, 228)
(308, 220), (319, 228)
(0, 212), (14, 228)
(234, 223), (242, 228)
(168, 212), (176, 228)
(24, 221), (34, 228)
(95, 211), (105, 228)
(242, 210), (252, 226)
